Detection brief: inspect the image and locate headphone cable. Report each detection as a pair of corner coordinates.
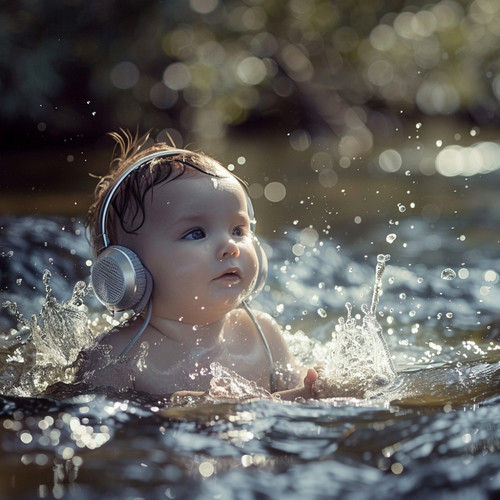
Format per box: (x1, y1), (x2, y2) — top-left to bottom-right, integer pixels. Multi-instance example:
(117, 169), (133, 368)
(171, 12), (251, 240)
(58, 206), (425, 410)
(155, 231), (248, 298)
(241, 300), (277, 393)
(118, 299), (153, 358)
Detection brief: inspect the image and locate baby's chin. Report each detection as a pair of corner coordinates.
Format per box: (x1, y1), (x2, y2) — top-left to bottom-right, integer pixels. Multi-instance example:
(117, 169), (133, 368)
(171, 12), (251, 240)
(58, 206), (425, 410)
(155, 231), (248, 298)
(156, 285), (254, 324)
(163, 305), (239, 327)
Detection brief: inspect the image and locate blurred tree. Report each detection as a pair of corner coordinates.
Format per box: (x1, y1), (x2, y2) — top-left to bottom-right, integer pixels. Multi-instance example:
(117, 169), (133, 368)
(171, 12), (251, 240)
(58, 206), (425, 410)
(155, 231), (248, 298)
(1, 0), (500, 152)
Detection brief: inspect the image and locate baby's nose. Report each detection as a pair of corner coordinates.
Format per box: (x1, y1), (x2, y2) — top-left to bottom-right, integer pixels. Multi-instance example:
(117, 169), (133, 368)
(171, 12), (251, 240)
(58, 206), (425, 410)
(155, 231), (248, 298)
(217, 236), (240, 260)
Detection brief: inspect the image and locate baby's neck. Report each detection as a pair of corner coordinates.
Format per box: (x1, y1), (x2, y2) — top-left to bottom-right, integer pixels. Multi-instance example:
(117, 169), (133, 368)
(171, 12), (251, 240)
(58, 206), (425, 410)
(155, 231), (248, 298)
(147, 314), (227, 349)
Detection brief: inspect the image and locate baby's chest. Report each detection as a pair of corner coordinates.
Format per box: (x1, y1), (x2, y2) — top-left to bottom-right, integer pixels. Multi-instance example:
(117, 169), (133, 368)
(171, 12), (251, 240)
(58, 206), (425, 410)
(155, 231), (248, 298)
(134, 336), (272, 393)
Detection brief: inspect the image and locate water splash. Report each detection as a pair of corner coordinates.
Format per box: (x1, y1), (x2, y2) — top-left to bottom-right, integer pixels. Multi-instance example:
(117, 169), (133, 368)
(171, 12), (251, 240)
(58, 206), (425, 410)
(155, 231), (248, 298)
(1, 270), (94, 397)
(205, 254), (398, 403)
(1, 256), (396, 402)
(315, 254), (397, 399)
(207, 362), (273, 403)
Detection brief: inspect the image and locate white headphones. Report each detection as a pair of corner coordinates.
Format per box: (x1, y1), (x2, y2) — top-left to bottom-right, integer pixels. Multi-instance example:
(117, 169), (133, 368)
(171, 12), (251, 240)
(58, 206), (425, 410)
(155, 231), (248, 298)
(90, 149), (268, 314)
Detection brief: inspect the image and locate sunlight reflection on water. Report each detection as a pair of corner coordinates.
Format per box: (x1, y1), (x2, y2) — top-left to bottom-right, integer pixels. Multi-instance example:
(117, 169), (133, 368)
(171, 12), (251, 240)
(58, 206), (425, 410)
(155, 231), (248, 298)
(0, 152), (499, 497)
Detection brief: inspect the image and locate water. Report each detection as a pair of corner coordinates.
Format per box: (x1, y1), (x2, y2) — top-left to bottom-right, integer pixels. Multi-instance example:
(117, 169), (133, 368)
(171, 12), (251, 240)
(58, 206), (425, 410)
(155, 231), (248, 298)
(1, 178), (500, 499)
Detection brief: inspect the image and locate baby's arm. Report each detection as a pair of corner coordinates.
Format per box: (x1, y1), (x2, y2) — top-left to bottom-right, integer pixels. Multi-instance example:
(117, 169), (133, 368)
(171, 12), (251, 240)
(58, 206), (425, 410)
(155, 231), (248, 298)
(251, 309), (321, 399)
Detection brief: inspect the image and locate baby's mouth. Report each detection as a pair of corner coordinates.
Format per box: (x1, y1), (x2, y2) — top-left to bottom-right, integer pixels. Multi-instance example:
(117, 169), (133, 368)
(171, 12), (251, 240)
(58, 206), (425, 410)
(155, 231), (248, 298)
(215, 268), (242, 281)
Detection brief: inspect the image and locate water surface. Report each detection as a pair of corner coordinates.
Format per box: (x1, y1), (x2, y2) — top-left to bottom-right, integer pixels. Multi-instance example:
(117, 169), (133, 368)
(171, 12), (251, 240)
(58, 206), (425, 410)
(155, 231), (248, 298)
(1, 142), (499, 498)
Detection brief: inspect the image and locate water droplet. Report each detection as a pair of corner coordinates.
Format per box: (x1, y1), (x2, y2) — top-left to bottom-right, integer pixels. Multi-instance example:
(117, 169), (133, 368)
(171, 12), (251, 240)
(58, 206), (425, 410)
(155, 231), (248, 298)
(378, 254), (390, 263)
(386, 233), (397, 244)
(397, 203), (406, 212)
(441, 268), (456, 280)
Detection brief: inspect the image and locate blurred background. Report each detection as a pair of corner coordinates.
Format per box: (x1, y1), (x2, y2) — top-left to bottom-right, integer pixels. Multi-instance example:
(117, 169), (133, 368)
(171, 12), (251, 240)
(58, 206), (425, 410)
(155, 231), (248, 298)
(1, 0), (500, 241)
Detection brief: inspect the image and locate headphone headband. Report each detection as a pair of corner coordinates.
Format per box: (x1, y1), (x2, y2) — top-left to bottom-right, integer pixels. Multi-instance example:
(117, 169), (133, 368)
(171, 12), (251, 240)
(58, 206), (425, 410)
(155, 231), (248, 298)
(97, 149), (190, 252)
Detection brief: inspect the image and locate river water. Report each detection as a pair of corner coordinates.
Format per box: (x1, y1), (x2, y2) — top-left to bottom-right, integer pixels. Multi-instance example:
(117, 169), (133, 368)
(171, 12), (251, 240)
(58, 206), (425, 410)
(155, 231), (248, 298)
(1, 131), (500, 498)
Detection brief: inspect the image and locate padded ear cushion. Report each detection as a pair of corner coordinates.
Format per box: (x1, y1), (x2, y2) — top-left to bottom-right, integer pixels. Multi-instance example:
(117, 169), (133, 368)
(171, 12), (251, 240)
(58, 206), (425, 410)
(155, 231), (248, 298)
(90, 245), (153, 314)
(246, 235), (268, 301)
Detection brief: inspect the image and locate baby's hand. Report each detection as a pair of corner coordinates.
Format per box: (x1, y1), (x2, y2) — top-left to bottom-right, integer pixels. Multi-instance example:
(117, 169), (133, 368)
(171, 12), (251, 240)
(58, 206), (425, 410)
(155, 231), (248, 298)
(301, 368), (319, 397)
(273, 368), (322, 401)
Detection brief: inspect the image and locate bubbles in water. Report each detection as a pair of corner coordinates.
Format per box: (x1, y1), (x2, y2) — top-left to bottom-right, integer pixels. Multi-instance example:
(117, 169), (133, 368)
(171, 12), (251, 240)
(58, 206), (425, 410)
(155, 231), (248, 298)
(397, 203), (406, 212)
(441, 268), (456, 280)
(386, 233), (397, 244)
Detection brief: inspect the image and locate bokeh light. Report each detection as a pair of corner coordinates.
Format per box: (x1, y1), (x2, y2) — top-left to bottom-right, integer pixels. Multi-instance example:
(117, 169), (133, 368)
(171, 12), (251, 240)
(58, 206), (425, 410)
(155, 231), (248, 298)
(435, 141), (500, 176)
(3, 0), (500, 149)
(110, 61), (140, 90)
(264, 182), (286, 202)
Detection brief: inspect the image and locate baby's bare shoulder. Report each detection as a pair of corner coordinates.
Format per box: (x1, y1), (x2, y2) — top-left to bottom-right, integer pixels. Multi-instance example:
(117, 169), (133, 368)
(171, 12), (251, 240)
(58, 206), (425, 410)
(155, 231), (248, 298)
(227, 308), (279, 337)
(93, 318), (148, 356)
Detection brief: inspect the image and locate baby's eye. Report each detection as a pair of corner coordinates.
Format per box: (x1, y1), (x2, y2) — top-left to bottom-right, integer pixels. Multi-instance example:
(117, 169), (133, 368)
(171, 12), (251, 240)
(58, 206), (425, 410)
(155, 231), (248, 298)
(183, 228), (206, 240)
(232, 226), (246, 238)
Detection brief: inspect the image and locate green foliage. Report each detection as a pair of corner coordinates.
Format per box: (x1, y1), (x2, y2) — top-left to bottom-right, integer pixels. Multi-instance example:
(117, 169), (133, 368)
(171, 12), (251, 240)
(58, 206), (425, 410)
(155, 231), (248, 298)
(2, 0), (500, 146)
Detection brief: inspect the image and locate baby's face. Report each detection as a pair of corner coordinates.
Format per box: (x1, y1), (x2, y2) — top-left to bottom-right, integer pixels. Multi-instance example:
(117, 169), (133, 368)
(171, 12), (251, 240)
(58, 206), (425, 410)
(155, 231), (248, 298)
(123, 172), (260, 325)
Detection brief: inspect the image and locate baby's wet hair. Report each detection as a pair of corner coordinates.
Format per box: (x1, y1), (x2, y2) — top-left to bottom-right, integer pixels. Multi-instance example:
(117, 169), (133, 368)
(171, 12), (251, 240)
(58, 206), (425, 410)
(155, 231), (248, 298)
(86, 130), (225, 255)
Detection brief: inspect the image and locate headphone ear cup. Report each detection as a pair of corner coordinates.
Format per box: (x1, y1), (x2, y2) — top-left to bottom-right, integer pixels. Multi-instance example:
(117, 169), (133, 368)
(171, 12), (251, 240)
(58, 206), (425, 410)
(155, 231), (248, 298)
(90, 245), (153, 314)
(247, 235), (268, 301)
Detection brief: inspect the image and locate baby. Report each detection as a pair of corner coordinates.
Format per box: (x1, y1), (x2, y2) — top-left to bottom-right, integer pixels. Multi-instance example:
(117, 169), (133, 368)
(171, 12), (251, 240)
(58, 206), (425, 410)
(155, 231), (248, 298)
(79, 131), (319, 401)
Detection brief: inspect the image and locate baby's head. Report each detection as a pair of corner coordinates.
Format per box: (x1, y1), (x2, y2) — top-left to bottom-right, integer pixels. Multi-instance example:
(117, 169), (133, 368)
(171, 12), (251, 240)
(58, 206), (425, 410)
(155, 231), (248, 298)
(87, 131), (227, 255)
(87, 131), (267, 319)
